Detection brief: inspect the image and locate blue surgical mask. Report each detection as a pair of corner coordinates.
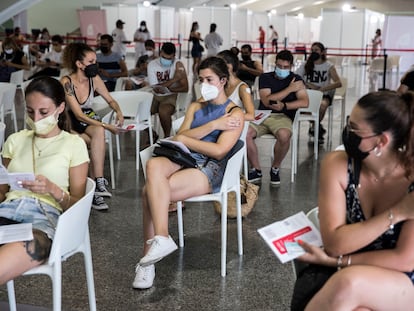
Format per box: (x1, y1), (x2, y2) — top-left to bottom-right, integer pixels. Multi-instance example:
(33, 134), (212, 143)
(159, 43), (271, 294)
(160, 57), (173, 67)
(275, 67), (290, 79)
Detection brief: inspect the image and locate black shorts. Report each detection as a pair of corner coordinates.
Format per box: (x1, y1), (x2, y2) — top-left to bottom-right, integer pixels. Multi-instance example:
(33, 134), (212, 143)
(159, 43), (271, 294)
(69, 108), (101, 134)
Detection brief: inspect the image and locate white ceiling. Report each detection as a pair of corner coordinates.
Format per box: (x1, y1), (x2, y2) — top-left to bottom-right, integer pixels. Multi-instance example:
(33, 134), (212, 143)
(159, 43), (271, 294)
(99, 0), (414, 17)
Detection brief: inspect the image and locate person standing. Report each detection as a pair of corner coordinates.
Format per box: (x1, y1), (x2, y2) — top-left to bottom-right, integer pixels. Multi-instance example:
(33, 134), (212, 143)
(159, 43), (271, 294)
(371, 28), (382, 59)
(111, 19), (131, 59)
(96, 34), (128, 92)
(133, 21), (151, 61)
(204, 23), (223, 57)
(269, 25), (279, 53)
(258, 26), (265, 49)
(189, 21), (203, 76)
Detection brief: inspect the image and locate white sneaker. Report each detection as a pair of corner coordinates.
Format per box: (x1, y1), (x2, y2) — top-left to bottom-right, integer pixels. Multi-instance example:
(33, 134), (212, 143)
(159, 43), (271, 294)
(132, 264), (155, 289)
(139, 235), (178, 266)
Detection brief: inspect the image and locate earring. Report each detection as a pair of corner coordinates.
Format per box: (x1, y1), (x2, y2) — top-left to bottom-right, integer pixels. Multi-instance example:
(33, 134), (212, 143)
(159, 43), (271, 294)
(374, 146), (382, 157)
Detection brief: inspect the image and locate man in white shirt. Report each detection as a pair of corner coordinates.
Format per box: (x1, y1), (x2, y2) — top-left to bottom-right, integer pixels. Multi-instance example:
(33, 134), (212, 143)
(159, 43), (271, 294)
(147, 42), (189, 136)
(204, 23), (223, 57)
(111, 19), (130, 59)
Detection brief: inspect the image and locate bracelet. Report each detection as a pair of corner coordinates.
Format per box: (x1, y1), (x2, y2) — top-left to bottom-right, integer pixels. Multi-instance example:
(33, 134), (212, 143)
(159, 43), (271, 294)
(57, 189), (65, 204)
(102, 122), (106, 128)
(337, 255), (343, 270)
(347, 255), (352, 267)
(388, 209), (394, 232)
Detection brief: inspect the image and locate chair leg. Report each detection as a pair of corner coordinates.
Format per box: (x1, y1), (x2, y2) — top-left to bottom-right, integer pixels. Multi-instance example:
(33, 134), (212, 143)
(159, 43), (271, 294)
(314, 120), (319, 160)
(116, 135), (121, 160)
(243, 146), (248, 178)
(327, 106), (333, 150)
(220, 193), (228, 277)
(177, 201), (184, 248)
(52, 261), (62, 311)
(236, 187), (243, 256)
(12, 107), (18, 132)
(84, 231), (97, 311)
(7, 280), (17, 311)
(136, 129), (140, 171)
(108, 134), (116, 190)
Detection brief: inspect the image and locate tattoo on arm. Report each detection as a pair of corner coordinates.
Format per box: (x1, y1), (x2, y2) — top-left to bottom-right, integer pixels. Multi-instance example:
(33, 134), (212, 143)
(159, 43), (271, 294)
(64, 82), (74, 97)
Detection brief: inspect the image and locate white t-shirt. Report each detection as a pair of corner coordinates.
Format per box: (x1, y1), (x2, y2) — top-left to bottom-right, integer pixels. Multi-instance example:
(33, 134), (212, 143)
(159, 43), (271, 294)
(112, 28), (128, 57)
(147, 58), (179, 86)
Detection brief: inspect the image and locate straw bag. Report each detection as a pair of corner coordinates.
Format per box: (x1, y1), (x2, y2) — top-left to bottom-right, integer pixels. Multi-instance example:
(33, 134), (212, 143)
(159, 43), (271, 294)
(214, 175), (259, 218)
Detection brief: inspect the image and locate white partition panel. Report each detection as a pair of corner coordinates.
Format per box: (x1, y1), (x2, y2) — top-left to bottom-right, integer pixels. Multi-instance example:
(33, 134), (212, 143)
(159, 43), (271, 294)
(210, 8), (231, 51)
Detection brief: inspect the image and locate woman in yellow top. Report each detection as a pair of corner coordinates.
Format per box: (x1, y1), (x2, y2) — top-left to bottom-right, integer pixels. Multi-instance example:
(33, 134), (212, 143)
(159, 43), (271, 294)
(0, 76), (89, 284)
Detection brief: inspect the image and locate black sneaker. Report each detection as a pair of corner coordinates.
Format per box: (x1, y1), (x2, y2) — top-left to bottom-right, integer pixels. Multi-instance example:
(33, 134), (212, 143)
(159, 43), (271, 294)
(248, 168), (262, 183)
(318, 125), (326, 145)
(92, 195), (109, 211)
(95, 177), (112, 197)
(270, 167), (280, 185)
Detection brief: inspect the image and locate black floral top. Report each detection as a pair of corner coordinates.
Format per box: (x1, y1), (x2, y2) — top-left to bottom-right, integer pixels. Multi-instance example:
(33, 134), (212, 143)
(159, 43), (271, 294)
(345, 157), (414, 283)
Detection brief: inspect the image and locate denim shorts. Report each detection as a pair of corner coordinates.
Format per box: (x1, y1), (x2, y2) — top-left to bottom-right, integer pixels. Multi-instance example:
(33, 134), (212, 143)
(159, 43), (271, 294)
(0, 197), (60, 240)
(192, 153), (226, 193)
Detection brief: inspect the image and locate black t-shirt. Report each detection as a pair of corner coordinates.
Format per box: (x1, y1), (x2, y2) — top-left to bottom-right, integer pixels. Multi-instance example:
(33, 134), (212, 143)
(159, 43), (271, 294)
(258, 72), (304, 120)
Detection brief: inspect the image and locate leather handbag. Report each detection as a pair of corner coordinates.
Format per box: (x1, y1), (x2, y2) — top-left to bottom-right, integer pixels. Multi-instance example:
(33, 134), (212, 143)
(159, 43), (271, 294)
(153, 142), (198, 168)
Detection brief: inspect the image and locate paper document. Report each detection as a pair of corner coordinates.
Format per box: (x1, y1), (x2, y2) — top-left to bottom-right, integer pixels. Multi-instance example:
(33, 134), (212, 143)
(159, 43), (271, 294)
(252, 110), (271, 125)
(0, 164), (35, 191)
(152, 85), (173, 97)
(0, 223), (33, 244)
(257, 211), (323, 263)
(159, 137), (191, 154)
(130, 76), (145, 86)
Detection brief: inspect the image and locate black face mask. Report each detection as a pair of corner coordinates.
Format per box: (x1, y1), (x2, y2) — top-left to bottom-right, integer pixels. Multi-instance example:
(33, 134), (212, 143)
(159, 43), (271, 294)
(100, 46), (110, 54)
(342, 125), (376, 161)
(309, 52), (320, 61)
(241, 55), (251, 61)
(84, 63), (99, 78)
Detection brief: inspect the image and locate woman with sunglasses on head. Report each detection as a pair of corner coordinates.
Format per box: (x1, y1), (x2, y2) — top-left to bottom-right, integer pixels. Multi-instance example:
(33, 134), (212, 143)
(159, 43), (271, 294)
(133, 56), (244, 290)
(291, 91), (414, 310)
(61, 42), (124, 211)
(0, 76), (89, 284)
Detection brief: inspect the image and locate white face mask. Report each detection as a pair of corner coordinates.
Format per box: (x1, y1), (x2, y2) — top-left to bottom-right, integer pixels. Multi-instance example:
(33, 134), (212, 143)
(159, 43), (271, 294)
(26, 111), (59, 135)
(140, 26), (146, 31)
(4, 48), (13, 54)
(145, 50), (153, 57)
(201, 83), (219, 101)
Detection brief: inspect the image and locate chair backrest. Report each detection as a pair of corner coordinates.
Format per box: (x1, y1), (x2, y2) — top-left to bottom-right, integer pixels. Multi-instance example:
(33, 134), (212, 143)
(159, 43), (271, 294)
(219, 140), (244, 193)
(335, 77), (347, 98)
(0, 122), (5, 150)
(47, 178), (95, 264)
(10, 70), (24, 85)
(299, 90), (323, 116)
(172, 116), (184, 135)
(370, 57), (393, 72)
(176, 92), (191, 116)
(306, 207), (320, 230)
(388, 55), (401, 69)
(0, 83), (17, 112)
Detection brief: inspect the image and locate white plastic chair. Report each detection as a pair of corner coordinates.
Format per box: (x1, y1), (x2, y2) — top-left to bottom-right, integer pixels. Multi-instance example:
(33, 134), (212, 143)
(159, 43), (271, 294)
(140, 141), (245, 277)
(101, 111), (116, 189)
(0, 82), (18, 132)
(290, 90), (323, 182)
(94, 90), (154, 171)
(327, 77), (347, 149)
(7, 178), (97, 311)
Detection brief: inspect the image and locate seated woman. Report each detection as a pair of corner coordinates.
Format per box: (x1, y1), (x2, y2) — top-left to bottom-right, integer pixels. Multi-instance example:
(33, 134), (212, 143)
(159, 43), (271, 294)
(133, 56), (244, 289)
(0, 37), (30, 82)
(0, 76), (89, 284)
(217, 49), (255, 121)
(61, 42), (124, 211)
(291, 91), (414, 310)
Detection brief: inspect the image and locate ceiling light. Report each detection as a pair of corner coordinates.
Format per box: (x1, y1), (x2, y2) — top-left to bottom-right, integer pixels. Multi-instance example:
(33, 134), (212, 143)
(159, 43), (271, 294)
(342, 4), (351, 11)
(230, 3), (237, 9)
(271, 9), (277, 14)
(143, 1), (151, 7)
(297, 13), (304, 19)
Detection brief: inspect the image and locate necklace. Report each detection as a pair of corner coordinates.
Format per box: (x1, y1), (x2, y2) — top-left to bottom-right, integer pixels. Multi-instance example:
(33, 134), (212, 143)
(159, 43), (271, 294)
(31, 133), (61, 157)
(370, 161), (400, 183)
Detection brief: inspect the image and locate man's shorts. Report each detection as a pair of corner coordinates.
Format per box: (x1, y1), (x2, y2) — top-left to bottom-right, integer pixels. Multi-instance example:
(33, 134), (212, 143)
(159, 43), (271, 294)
(151, 93), (178, 115)
(249, 113), (292, 137)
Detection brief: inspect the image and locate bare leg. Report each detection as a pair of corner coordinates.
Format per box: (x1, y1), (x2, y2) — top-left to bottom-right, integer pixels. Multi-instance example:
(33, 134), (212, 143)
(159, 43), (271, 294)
(158, 104), (175, 137)
(306, 265), (414, 311)
(272, 128), (292, 168)
(84, 125), (106, 178)
(246, 126), (260, 169)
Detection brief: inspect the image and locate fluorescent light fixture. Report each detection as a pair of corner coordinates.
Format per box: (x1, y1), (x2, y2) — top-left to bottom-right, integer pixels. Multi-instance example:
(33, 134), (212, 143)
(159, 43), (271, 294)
(271, 9), (277, 14)
(313, 1), (324, 5)
(143, 0), (151, 7)
(291, 6), (303, 12)
(230, 3), (237, 9)
(342, 3), (351, 11)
